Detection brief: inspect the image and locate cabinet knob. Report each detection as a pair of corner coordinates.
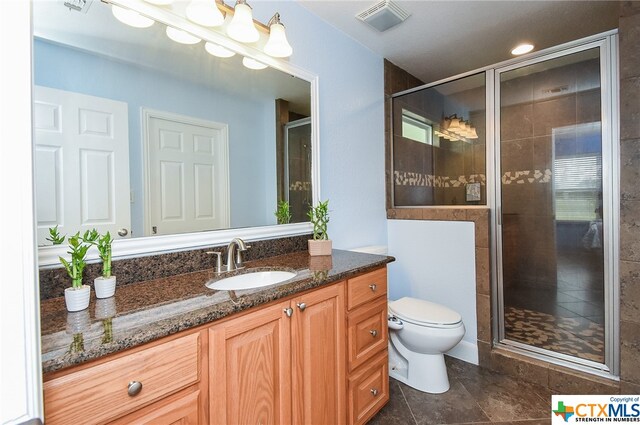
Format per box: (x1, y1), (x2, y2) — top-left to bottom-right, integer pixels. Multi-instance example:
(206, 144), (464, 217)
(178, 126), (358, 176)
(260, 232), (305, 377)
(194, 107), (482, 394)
(370, 388), (379, 396)
(127, 381), (143, 397)
(284, 307), (293, 317)
(118, 228), (129, 237)
(297, 302), (307, 312)
(369, 284), (377, 292)
(369, 329), (378, 337)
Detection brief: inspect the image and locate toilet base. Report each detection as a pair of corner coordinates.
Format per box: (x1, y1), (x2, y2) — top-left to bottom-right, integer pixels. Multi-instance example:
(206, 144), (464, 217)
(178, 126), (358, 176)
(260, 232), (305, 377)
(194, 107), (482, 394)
(388, 340), (451, 394)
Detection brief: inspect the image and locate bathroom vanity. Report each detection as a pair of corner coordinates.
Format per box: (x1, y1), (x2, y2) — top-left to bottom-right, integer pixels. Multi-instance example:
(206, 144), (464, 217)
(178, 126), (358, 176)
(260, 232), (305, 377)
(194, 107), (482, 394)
(40, 250), (393, 425)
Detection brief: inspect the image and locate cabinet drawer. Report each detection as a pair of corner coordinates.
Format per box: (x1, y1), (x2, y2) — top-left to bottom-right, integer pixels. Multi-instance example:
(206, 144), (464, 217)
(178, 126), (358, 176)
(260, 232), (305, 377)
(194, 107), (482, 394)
(347, 268), (387, 311)
(348, 352), (389, 425)
(347, 297), (388, 372)
(44, 332), (201, 425)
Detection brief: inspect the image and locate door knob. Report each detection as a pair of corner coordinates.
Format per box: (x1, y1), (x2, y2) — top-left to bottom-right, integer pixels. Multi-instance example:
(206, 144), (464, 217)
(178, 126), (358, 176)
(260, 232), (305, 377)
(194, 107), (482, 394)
(118, 228), (128, 237)
(297, 302), (307, 311)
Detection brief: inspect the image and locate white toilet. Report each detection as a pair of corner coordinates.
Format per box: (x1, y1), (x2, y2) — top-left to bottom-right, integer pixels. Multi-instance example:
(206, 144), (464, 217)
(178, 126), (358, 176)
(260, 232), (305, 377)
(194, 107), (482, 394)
(387, 297), (465, 394)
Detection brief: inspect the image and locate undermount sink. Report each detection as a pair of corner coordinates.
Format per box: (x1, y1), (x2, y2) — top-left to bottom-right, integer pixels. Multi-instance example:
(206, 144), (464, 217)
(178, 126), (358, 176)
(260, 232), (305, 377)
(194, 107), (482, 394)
(206, 270), (296, 291)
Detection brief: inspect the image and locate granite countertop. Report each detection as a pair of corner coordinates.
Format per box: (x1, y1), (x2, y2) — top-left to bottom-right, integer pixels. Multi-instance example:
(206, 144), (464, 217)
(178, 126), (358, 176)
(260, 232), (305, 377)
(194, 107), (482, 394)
(40, 249), (394, 374)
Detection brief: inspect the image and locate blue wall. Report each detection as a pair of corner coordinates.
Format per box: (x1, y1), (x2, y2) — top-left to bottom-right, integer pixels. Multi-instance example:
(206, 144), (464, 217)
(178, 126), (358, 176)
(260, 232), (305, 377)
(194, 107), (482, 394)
(254, 2), (387, 249)
(34, 38), (277, 235)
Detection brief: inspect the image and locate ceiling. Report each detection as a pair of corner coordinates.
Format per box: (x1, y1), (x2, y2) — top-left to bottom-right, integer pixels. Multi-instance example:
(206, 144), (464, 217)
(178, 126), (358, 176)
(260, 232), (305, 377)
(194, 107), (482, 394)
(298, 1), (619, 84)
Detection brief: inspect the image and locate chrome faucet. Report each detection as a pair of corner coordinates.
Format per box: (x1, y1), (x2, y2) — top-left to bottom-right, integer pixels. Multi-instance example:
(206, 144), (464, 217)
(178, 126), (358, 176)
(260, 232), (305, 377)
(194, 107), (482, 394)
(225, 238), (250, 272)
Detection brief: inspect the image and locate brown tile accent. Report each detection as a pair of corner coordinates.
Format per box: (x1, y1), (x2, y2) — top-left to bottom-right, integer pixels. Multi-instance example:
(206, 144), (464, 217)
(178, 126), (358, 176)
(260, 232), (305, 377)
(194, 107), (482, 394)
(621, 77), (640, 141)
(621, 380), (640, 394)
(621, 320), (640, 385)
(621, 139), (640, 201)
(487, 348), (549, 388)
(620, 12), (640, 78)
(621, 260), (640, 323)
(421, 208), (467, 221)
(476, 294), (492, 343)
(466, 209), (490, 248)
(548, 364), (620, 395)
(475, 247), (490, 296)
(620, 199), (640, 262)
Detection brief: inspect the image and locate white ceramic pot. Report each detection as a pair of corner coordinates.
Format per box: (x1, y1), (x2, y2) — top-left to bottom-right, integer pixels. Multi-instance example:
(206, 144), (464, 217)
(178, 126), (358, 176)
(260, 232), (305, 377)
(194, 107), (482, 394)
(308, 239), (332, 256)
(94, 276), (116, 299)
(64, 285), (91, 312)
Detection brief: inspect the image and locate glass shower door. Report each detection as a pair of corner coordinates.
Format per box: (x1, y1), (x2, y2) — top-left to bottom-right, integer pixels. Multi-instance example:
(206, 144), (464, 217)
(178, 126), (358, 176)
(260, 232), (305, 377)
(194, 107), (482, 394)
(497, 47), (608, 365)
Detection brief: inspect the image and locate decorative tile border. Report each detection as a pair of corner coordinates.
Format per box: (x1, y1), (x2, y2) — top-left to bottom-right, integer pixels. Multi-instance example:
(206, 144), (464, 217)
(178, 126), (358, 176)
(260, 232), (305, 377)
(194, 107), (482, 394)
(394, 169), (553, 187)
(502, 169), (552, 185)
(394, 170), (486, 188)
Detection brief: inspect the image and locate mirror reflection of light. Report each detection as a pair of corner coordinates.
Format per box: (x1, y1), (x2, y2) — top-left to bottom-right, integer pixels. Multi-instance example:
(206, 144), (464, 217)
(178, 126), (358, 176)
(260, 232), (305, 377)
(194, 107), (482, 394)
(227, 1), (259, 43)
(242, 57), (267, 70)
(186, 0), (225, 27)
(166, 26), (201, 44)
(111, 5), (154, 28)
(205, 42), (236, 58)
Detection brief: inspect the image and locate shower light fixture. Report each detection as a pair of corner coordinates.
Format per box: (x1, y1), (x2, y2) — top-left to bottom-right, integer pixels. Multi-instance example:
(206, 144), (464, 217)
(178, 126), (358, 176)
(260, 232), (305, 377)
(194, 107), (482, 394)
(186, 0), (225, 27)
(227, 0), (260, 43)
(111, 5), (154, 28)
(511, 43), (534, 56)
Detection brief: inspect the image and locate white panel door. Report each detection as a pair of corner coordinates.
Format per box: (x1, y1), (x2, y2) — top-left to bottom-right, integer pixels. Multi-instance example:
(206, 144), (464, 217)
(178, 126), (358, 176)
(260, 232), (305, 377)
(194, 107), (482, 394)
(145, 111), (229, 236)
(34, 86), (131, 245)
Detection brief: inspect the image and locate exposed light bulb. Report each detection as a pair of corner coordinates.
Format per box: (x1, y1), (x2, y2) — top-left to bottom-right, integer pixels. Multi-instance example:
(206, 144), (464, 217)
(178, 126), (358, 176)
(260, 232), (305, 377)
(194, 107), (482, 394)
(264, 14), (292, 58)
(511, 43), (534, 55)
(186, 0), (225, 27)
(205, 42), (236, 58)
(143, 0), (174, 4)
(242, 57), (267, 70)
(166, 26), (201, 44)
(111, 5), (154, 28)
(227, 1), (259, 43)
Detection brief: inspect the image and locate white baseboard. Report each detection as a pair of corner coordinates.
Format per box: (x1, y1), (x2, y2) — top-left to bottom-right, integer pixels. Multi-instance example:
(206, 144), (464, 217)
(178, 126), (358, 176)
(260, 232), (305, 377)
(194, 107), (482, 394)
(446, 340), (479, 365)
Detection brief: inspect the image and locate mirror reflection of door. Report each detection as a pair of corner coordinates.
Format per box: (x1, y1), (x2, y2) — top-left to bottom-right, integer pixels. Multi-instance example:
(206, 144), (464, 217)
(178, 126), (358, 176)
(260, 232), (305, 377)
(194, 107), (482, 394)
(143, 110), (230, 236)
(34, 86), (132, 245)
(285, 118), (312, 223)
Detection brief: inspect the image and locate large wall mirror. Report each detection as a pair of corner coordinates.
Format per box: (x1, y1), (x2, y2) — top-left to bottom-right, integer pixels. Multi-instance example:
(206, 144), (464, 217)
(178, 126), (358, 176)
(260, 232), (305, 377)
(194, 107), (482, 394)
(34, 0), (318, 266)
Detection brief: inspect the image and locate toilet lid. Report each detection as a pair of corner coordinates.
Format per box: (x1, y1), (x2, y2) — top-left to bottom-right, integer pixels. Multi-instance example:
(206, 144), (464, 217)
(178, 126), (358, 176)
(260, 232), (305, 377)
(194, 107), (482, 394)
(388, 297), (462, 327)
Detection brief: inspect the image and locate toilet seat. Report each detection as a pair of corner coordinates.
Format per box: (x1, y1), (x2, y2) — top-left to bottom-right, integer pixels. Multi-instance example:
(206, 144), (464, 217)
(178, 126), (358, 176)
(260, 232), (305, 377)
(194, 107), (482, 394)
(389, 297), (462, 329)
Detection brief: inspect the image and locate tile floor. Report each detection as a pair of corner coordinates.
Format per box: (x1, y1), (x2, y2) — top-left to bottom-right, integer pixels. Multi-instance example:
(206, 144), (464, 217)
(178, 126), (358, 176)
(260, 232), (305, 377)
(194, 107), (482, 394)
(368, 357), (552, 425)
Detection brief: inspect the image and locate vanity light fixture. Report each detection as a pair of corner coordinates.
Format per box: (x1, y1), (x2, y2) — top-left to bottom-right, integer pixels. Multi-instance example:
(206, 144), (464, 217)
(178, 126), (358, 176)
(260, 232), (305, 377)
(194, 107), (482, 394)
(511, 43), (534, 56)
(205, 41), (236, 57)
(242, 57), (267, 70)
(166, 26), (202, 44)
(438, 114), (478, 142)
(227, 0), (259, 43)
(111, 4), (154, 28)
(264, 13), (292, 58)
(186, 0), (225, 27)
(143, 0), (174, 4)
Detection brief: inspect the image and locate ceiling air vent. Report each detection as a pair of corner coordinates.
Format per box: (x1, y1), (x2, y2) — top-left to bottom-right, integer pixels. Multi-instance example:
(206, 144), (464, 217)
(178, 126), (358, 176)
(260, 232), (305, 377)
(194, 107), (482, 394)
(356, 0), (411, 32)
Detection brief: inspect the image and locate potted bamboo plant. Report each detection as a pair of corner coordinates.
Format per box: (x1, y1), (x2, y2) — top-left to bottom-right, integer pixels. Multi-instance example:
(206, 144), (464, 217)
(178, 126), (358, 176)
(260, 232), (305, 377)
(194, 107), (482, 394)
(307, 200), (331, 256)
(48, 227), (94, 312)
(93, 231), (116, 298)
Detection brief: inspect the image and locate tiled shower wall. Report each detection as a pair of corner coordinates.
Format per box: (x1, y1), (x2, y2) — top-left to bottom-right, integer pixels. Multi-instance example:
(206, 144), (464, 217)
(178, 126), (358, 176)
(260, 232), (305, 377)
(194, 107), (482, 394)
(618, 0), (640, 394)
(500, 57), (601, 290)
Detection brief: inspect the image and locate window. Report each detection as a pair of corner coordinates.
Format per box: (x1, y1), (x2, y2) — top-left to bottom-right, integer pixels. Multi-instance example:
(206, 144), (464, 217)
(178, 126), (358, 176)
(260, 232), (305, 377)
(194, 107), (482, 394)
(554, 154), (602, 221)
(401, 110), (432, 145)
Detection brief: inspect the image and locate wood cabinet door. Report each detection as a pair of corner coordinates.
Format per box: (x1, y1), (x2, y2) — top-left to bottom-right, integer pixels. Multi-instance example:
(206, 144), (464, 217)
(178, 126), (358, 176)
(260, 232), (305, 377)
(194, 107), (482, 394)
(291, 282), (346, 425)
(108, 387), (201, 425)
(209, 300), (292, 425)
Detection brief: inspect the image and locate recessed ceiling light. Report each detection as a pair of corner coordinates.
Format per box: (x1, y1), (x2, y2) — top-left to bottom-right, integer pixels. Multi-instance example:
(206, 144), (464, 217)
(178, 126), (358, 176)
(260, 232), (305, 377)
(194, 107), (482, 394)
(511, 43), (534, 56)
